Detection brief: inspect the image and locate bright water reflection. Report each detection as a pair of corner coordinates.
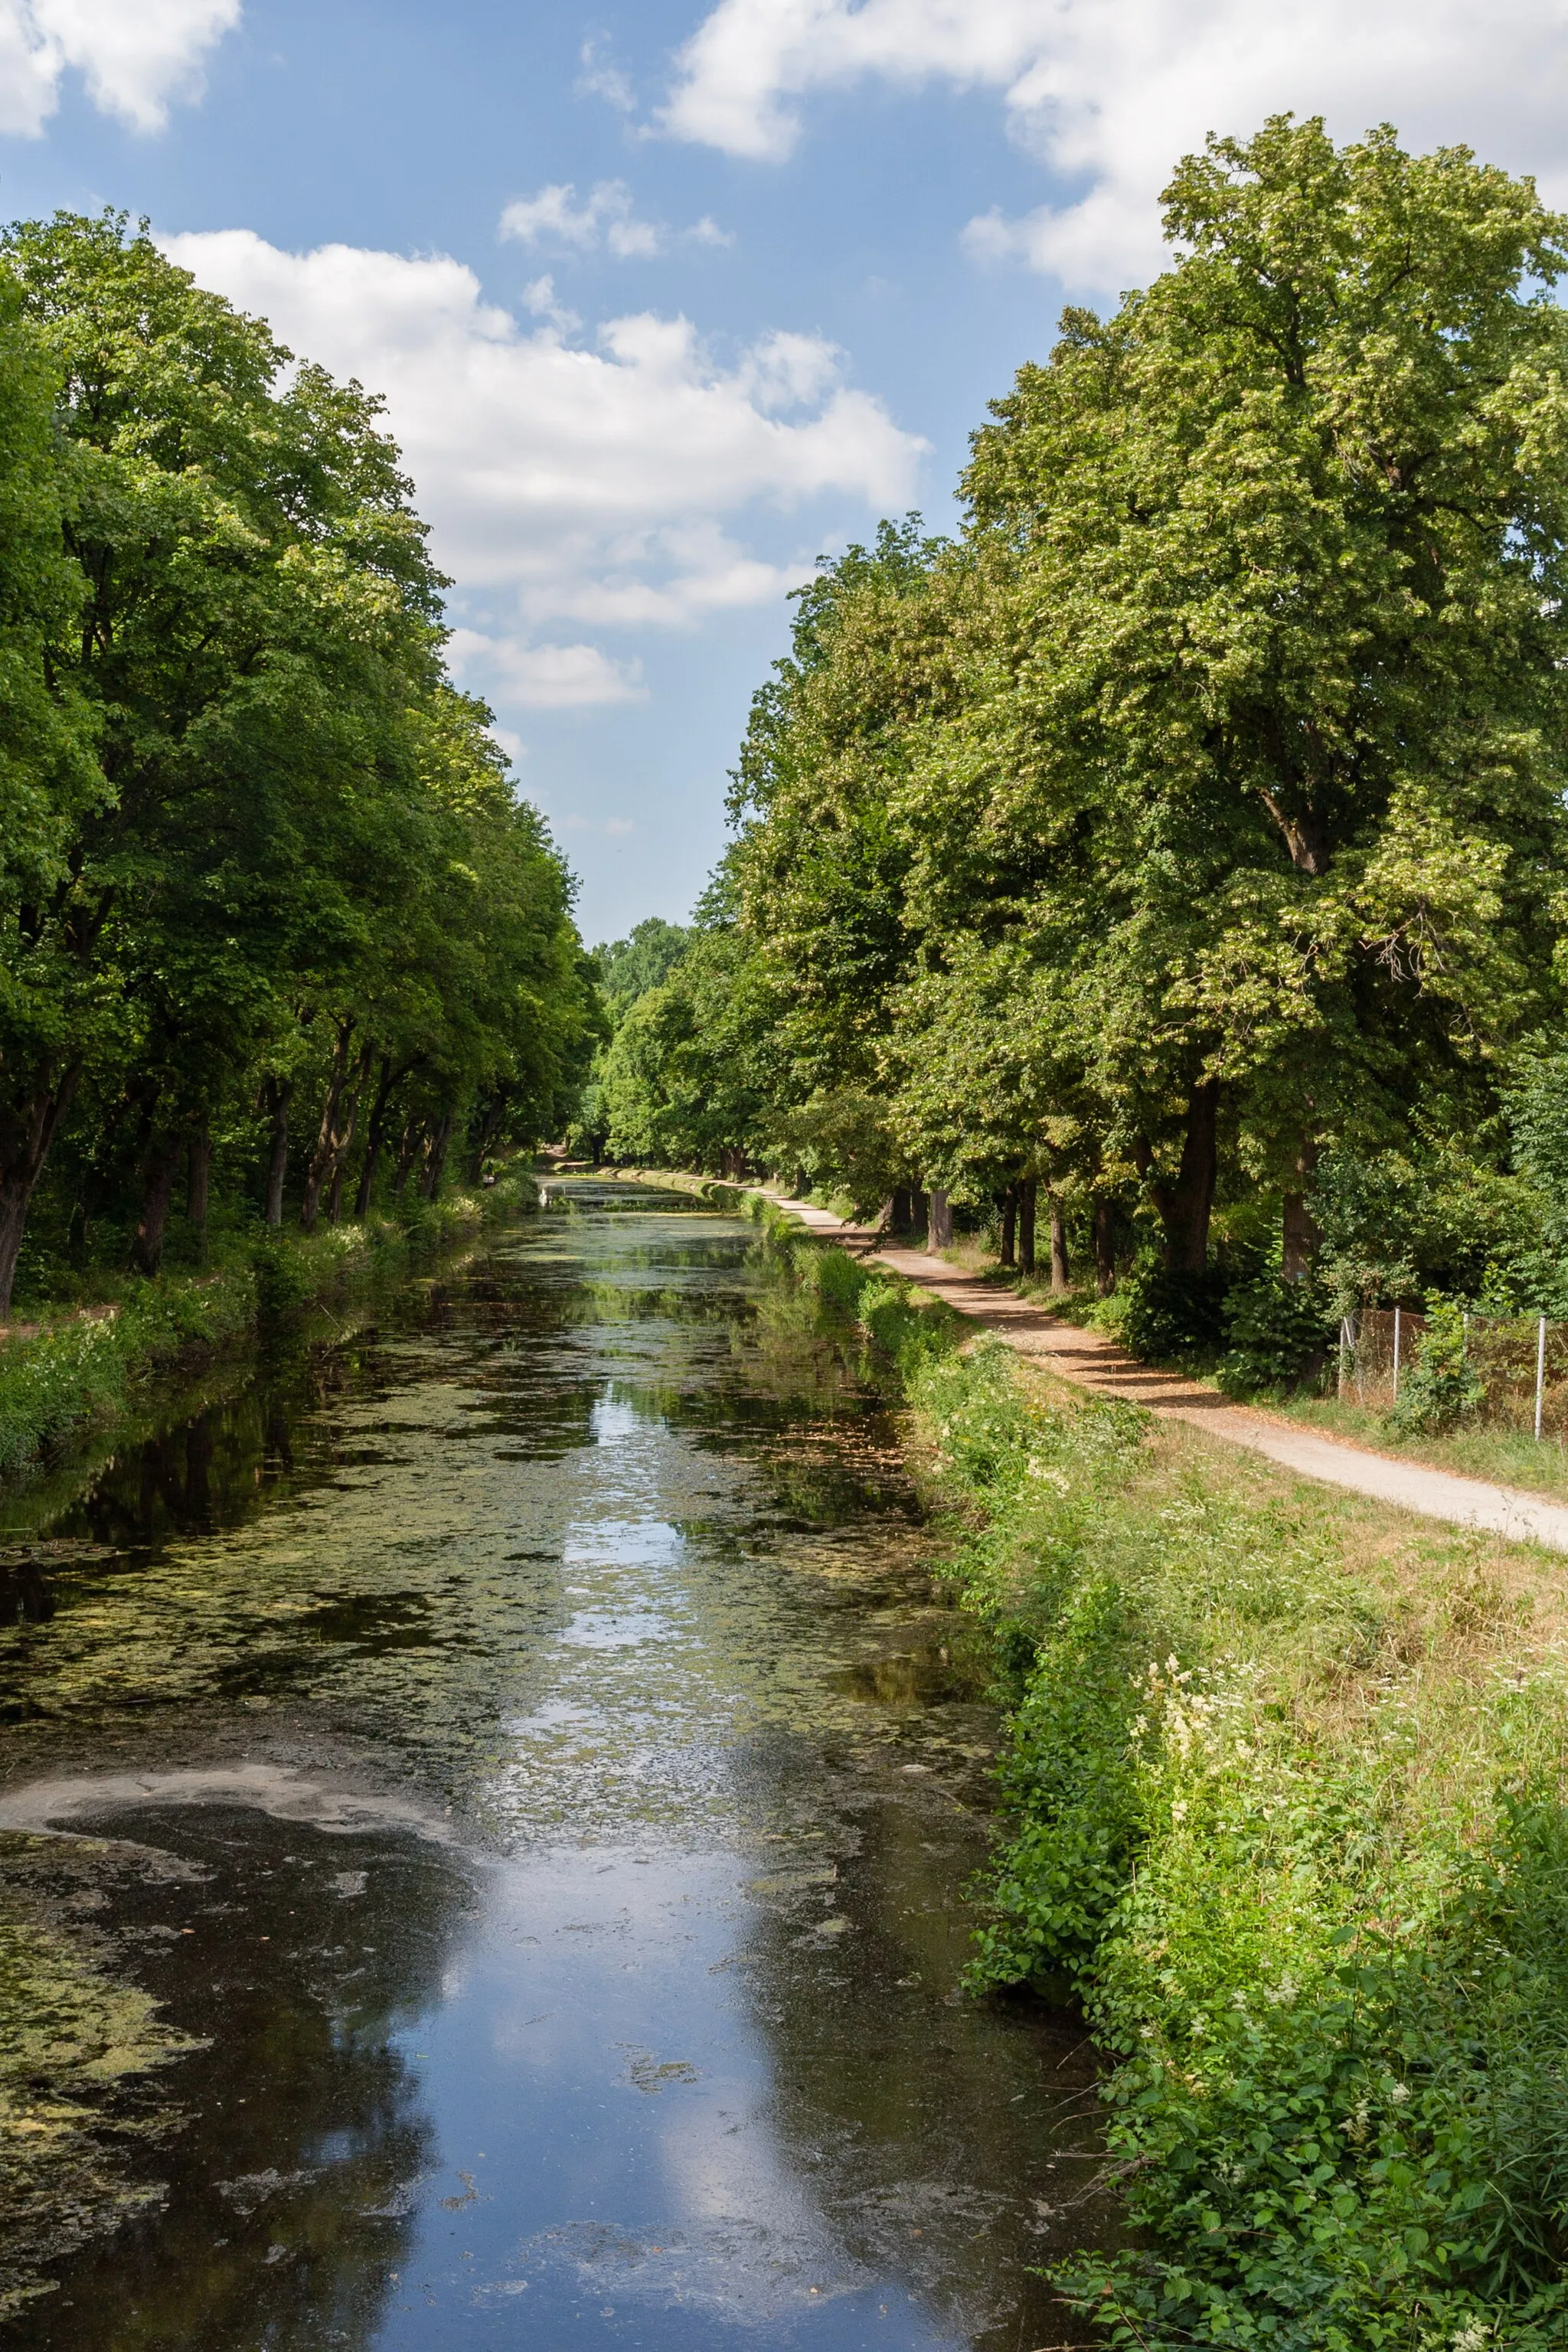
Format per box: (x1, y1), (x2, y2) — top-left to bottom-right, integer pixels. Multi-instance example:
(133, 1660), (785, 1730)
(0, 1184), (1116, 2349)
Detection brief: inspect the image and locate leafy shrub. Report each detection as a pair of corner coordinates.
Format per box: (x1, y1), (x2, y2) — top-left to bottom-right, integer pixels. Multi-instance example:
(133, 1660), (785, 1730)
(251, 1236), (309, 1318)
(793, 1243), (874, 1309)
(1391, 1295), (1486, 1434)
(0, 1178), (528, 1481)
(971, 1573), (1145, 1998)
(1118, 1264), (1231, 1362)
(856, 1276), (962, 1371)
(1217, 1273), (1335, 1396)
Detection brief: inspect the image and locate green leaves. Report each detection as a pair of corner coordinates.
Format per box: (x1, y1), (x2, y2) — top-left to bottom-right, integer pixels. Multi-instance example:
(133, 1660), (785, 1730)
(0, 211), (594, 1306)
(716, 116), (1568, 1279)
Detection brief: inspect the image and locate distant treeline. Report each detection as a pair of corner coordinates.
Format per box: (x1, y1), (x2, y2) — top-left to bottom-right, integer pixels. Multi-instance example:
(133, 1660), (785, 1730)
(578, 119), (1568, 1344)
(0, 212), (598, 1315)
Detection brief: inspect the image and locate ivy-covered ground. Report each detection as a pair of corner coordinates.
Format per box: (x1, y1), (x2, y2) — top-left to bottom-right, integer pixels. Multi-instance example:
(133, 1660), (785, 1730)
(765, 1212), (1568, 2351)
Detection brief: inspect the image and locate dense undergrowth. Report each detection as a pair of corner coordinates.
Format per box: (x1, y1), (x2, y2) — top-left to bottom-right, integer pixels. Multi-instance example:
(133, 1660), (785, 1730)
(0, 1170), (537, 1482)
(756, 1206), (1568, 2351)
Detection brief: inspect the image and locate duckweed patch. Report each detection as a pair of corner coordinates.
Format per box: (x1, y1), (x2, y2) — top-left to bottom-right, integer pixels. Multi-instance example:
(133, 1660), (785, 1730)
(0, 1851), (198, 2321)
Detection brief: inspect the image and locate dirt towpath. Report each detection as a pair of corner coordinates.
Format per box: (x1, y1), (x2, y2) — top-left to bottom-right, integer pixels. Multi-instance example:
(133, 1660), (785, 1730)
(758, 1194), (1568, 1557)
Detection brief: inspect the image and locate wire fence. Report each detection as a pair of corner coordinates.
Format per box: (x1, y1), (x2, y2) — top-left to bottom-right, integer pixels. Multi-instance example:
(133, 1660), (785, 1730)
(1337, 1306), (1567, 1439)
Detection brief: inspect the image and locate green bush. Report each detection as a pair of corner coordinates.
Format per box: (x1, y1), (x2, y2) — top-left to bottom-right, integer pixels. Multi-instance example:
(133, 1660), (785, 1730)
(1391, 1295), (1486, 1435)
(250, 1236), (309, 1318)
(792, 1243), (874, 1309)
(1217, 1273), (1335, 1397)
(905, 1338), (1568, 2351)
(1118, 1264), (1232, 1362)
(0, 1176), (533, 1481)
(856, 1276), (962, 1372)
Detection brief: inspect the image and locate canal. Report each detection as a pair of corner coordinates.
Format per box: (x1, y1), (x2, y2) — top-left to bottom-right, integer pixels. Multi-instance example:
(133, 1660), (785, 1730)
(0, 1182), (1113, 2349)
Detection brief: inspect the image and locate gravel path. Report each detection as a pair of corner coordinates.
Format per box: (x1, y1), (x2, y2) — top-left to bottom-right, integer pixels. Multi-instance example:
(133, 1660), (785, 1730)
(770, 1196), (1568, 1557)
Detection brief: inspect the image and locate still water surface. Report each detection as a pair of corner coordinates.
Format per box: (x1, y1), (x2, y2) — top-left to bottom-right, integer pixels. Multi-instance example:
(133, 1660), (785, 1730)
(0, 1184), (1112, 2349)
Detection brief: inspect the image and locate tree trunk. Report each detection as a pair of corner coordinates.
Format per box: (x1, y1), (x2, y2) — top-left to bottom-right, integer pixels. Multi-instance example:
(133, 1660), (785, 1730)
(0, 1068), (81, 1318)
(393, 1119), (423, 1196)
(890, 1187), (913, 1234)
(1093, 1196), (1117, 1296)
(1050, 1197), (1070, 1293)
(131, 1132), (184, 1277)
(1282, 1139), (1321, 1282)
(420, 1112), (455, 1200)
(998, 1187), (1017, 1271)
(1149, 1080), (1219, 1272)
(325, 1043), (374, 1223)
(468, 1089), (510, 1184)
(354, 1056), (406, 1220)
(187, 1127), (212, 1259)
(301, 1021), (361, 1232)
(1018, 1178), (1037, 1276)
(262, 1077), (292, 1228)
(927, 1186), (953, 1252)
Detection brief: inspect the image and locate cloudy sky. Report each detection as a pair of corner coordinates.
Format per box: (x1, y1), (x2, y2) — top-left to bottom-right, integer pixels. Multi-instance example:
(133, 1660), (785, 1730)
(7, 0), (1568, 939)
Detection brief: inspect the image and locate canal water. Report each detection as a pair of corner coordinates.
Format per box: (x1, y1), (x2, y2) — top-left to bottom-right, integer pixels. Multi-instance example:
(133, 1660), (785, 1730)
(0, 1183), (1113, 2350)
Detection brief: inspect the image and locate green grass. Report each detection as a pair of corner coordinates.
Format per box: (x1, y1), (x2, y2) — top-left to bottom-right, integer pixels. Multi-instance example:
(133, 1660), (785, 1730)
(0, 1170), (537, 1485)
(903, 1338), (1568, 2351)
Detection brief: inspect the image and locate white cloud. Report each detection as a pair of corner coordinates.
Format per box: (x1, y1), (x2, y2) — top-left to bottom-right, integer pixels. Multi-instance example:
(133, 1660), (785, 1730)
(448, 629), (646, 711)
(556, 813), (638, 835)
(0, 0), (240, 136)
(577, 33), (635, 115)
(662, 0), (1568, 289)
(161, 229), (924, 704)
(522, 273), (583, 335)
(498, 179), (730, 260)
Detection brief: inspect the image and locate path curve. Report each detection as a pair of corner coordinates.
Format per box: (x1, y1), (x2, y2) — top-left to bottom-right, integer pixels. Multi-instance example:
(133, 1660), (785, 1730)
(766, 1191), (1568, 1557)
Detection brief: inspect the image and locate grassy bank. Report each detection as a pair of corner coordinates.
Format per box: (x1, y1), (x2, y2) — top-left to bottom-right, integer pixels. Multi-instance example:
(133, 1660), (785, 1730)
(759, 1217), (1568, 2350)
(0, 1171), (537, 1485)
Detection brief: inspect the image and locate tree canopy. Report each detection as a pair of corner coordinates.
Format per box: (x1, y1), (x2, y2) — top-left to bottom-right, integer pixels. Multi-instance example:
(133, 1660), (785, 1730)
(0, 211), (596, 1311)
(609, 119), (1568, 1315)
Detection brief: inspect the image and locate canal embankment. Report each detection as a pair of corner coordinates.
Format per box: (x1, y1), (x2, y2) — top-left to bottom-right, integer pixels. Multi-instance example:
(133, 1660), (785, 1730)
(0, 1170), (537, 1493)
(586, 1165), (1568, 1552)
(740, 1200), (1568, 2350)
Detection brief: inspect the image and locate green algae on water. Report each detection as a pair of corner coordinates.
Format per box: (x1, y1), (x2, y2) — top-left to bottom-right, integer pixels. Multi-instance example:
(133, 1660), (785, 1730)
(0, 1854), (199, 2319)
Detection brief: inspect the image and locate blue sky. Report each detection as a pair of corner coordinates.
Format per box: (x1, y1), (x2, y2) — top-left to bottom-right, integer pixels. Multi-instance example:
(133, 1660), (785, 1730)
(6, 0), (1568, 942)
